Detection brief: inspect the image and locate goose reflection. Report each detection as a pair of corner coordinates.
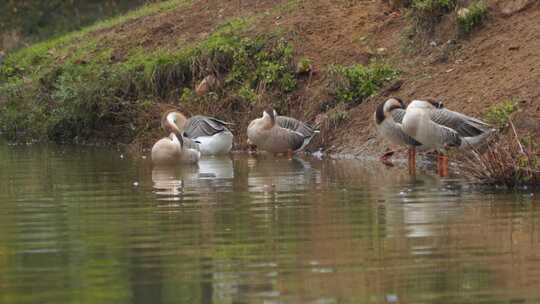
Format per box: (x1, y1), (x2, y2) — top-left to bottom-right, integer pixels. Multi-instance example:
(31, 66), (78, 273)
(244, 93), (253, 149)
(152, 165), (199, 201)
(152, 157), (235, 201)
(247, 156), (318, 193)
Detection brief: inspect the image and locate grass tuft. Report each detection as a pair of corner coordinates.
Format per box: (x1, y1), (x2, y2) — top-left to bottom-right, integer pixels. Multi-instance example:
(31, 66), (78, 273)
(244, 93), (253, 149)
(461, 125), (540, 188)
(326, 62), (399, 105)
(484, 100), (516, 130)
(457, 1), (488, 35)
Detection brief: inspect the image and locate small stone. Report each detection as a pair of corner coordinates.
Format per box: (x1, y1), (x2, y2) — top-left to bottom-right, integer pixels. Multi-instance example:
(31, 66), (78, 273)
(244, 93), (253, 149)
(429, 41), (437, 47)
(376, 47), (387, 54)
(133, 182), (139, 187)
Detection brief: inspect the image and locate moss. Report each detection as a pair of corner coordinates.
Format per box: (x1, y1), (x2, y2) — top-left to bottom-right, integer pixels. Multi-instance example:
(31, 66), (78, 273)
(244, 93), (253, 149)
(457, 1), (488, 35)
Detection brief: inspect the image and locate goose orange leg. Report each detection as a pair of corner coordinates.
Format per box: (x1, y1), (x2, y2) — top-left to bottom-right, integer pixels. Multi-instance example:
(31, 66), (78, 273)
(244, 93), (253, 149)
(437, 152), (449, 177)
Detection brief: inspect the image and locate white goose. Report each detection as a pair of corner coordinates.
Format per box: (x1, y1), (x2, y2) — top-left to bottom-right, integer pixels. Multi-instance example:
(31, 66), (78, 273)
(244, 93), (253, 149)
(151, 133), (201, 165)
(402, 99), (495, 175)
(162, 110), (233, 155)
(247, 108), (319, 156)
(374, 97), (423, 169)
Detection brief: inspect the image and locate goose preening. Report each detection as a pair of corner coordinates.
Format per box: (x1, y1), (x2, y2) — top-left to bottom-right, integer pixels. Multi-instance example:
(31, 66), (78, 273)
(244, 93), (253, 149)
(151, 132), (201, 165)
(401, 99), (495, 176)
(374, 97), (423, 171)
(162, 110), (233, 155)
(247, 108), (319, 156)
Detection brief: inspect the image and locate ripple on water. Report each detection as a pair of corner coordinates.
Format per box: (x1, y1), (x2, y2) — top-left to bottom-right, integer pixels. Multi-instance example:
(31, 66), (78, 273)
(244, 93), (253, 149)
(1, 143), (540, 304)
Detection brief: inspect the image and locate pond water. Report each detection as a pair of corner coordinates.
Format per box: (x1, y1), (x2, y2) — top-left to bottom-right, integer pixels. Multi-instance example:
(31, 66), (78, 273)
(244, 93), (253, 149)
(0, 142), (539, 304)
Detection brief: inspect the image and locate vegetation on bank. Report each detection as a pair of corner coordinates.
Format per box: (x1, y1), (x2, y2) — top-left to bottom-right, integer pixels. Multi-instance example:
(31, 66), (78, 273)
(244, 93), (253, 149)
(0, 1), (400, 146)
(460, 101), (539, 188)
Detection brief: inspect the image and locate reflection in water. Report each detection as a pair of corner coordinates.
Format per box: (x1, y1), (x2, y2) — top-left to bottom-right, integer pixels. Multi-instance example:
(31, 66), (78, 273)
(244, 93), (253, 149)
(0, 141), (540, 304)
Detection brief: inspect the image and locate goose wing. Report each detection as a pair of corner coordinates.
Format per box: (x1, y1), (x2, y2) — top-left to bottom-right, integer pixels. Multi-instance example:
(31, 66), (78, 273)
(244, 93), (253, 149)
(429, 109), (491, 137)
(391, 108), (406, 124)
(276, 116), (316, 137)
(183, 115), (232, 138)
(276, 116), (318, 151)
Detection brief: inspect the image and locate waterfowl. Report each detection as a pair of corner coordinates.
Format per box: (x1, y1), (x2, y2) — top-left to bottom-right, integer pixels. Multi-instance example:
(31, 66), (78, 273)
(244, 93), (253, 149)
(162, 110), (233, 155)
(247, 108), (319, 156)
(374, 97), (423, 170)
(151, 133), (201, 165)
(402, 99), (495, 176)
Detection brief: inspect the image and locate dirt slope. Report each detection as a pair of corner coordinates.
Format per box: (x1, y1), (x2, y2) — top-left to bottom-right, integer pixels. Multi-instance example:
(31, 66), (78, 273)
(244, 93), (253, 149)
(330, 1), (540, 156)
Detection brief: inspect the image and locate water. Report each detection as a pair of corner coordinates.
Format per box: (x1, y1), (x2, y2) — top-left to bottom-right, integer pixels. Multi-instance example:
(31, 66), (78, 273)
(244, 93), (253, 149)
(0, 142), (539, 304)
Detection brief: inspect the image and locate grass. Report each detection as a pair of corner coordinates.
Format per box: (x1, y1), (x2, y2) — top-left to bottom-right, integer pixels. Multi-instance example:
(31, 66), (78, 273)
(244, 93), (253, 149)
(484, 100), (516, 130)
(461, 125), (540, 188)
(457, 1), (488, 35)
(0, 12), (301, 145)
(326, 62), (399, 105)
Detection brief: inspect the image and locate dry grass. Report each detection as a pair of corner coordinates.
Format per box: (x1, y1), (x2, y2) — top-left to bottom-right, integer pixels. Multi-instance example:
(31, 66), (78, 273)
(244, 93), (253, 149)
(460, 123), (540, 188)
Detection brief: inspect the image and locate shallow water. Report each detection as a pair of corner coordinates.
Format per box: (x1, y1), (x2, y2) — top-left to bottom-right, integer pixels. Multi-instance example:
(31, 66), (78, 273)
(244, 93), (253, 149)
(0, 142), (539, 304)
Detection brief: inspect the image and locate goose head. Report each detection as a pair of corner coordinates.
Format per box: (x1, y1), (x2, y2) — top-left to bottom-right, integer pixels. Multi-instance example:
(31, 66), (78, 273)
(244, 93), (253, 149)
(161, 110), (188, 134)
(375, 97), (405, 124)
(261, 107), (277, 129)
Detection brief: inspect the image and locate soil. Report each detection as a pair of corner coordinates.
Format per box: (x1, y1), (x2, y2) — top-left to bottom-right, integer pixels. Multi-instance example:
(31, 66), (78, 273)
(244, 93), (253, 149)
(66, 0), (540, 155)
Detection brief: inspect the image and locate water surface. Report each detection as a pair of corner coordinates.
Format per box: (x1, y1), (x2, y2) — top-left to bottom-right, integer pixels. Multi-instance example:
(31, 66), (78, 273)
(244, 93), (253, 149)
(0, 143), (539, 304)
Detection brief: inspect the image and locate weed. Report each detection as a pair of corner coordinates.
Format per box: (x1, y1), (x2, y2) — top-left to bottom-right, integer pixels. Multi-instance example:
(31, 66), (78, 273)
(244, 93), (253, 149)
(484, 100), (516, 130)
(296, 57), (313, 75)
(461, 129), (540, 188)
(457, 1), (488, 35)
(326, 62), (399, 105)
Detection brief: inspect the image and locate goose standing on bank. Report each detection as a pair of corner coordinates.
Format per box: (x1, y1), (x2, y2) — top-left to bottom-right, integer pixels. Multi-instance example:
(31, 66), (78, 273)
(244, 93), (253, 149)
(151, 133), (201, 165)
(374, 97), (423, 170)
(162, 110), (233, 155)
(247, 108), (319, 156)
(402, 99), (495, 176)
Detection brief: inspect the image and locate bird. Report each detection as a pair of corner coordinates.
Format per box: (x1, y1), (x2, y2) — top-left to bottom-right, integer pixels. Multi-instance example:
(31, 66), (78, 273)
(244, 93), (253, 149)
(401, 99), (495, 176)
(374, 97), (423, 170)
(151, 132), (201, 165)
(162, 110), (233, 155)
(247, 107), (319, 157)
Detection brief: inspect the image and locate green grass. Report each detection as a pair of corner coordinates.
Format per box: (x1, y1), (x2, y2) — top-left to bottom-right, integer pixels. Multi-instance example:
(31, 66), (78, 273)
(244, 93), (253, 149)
(484, 100), (516, 130)
(457, 1), (488, 35)
(326, 62), (399, 105)
(0, 13), (301, 144)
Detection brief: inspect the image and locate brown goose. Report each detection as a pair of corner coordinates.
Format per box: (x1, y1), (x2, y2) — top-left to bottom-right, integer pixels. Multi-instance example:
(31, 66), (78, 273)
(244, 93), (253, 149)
(247, 108), (319, 155)
(151, 133), (201, 165)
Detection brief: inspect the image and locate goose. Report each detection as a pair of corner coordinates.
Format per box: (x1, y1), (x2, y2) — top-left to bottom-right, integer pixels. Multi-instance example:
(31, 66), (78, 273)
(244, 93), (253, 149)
(374, 97), (423, 170)
(151, 132), (201, 165)
(162, 110), (233, 155)
(247, 108), (319, 156)
(402, 99), (495, 176)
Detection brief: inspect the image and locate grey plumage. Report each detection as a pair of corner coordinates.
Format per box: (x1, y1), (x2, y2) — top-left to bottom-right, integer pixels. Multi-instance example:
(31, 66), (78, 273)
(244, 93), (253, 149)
(183, 115), (232, 138)
(402, 100), (495, 150)
(276, 116), (318, 151)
